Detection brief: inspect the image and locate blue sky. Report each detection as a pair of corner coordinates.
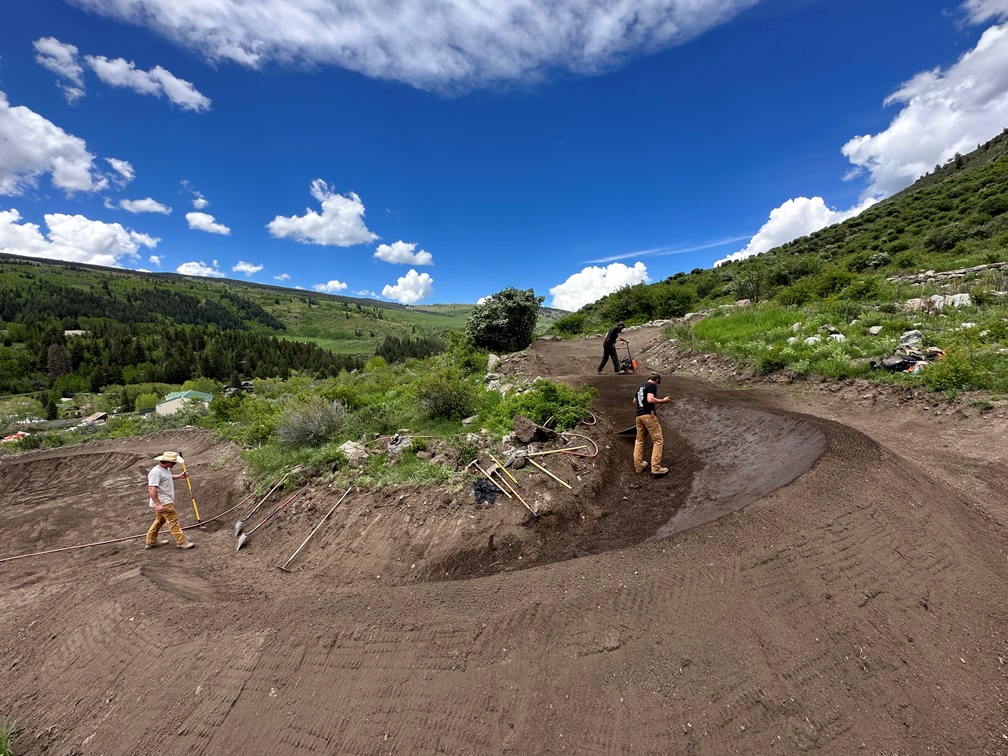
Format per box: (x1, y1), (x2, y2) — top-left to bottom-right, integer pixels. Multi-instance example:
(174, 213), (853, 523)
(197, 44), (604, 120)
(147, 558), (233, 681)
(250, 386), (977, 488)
(2, 0), (1007, 309)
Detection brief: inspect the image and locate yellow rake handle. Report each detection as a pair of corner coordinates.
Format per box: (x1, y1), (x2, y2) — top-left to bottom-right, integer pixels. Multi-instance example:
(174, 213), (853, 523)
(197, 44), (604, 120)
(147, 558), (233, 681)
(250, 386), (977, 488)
(181, 460), (201, 522)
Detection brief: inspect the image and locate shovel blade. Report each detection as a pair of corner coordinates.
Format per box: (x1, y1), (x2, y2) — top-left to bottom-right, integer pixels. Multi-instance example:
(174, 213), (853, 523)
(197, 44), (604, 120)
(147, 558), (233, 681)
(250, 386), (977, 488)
(617, 425), (637, 436)
(235, 533), (248, 552)
(233, 520), (244, 538)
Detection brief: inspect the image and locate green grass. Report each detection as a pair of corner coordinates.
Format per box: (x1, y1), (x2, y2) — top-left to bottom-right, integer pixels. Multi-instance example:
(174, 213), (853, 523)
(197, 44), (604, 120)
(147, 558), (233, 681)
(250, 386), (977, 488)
(668, 298), (1008, 393)
(0, 718), (15, 756)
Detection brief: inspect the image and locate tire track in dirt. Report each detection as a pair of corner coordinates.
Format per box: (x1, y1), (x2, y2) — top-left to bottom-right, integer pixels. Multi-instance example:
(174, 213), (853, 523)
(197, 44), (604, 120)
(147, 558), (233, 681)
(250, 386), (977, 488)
(2, 331), (1007, 754)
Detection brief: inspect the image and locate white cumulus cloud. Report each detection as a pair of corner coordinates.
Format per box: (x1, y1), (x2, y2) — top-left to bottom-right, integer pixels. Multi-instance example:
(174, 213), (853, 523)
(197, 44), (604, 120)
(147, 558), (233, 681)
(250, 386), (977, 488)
(186, 211), (231, 235)
(233, 260), (263, 275)
(70, 0), (760, 93)
(274, 272), (290, 281)
(0, 208), (158, 267)
(719, 9), (1008, 266)
(267, 179), (378, 246)
(373, 240), (433, 265)
(842, 20), (1008, 201)
(313, 279), (348, 293)
(84, 55), (211, 111)
(549, 261), (649, 311)
(715, 197), (876, 266)
(382, 269), (433, 304)
(120, 197), (171, 214)
(34, 37), (85, 102)
(150, 254), (162, 265)
(177, 260), (224, 277)
(0, 92), (107, 195)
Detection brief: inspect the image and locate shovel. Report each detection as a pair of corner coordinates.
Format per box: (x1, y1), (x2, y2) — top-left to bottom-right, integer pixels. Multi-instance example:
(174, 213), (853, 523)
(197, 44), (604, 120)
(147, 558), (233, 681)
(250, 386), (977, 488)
(236, 485), (307, 552)
(234, 466), (302, 537)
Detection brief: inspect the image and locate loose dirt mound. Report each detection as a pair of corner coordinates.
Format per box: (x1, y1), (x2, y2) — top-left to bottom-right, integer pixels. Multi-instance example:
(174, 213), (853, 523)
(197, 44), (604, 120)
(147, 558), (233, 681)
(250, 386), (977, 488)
(2, 327), (1007, 755)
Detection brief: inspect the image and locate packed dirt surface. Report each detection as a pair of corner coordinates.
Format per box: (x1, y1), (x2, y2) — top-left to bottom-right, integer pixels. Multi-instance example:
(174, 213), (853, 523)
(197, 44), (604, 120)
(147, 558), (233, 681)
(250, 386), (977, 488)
(2, 325), (1007, 755)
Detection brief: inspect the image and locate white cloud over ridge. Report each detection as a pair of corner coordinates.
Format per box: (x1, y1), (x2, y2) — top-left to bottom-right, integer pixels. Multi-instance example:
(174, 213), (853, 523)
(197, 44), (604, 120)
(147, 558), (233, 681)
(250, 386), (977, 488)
(314, 279), (348, 293)
(0, 92), (107, 195)
(267, 179), (378, 246)
(549, 261), (648, 311)
(186, 211), (230, 234)
(715, 197), (876, 266)
(177, 260), (224, 277)
(382, 269), (433, 304)
(842, 21), (1008, 201)
(721, 11), (1008, 266)
(120, 197), (170, 214)
(233, 260), (263, 275)
(71, 0), (761, 92)
(374, 240), (433, 265)
(0, 208), (158, 267)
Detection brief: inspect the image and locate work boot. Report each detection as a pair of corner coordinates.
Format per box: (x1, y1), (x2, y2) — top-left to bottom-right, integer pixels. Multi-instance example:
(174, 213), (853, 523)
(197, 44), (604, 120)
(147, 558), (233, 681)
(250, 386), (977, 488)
(177, 541), (196, 550)
(634, 465), (646, 473)
(652, 467), (669, 478)
(144, 540), (169, 549)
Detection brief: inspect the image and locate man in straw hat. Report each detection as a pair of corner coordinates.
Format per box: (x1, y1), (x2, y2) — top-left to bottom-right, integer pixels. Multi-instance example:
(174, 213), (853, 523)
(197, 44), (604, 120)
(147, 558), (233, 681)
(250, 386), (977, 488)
(145, 451), (195, 550)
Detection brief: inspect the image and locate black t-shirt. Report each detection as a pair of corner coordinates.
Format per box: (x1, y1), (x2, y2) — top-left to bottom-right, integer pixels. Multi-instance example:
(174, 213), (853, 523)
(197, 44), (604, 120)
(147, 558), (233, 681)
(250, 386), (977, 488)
(604, 326), (623, 345)
(635, 380), (659, 416)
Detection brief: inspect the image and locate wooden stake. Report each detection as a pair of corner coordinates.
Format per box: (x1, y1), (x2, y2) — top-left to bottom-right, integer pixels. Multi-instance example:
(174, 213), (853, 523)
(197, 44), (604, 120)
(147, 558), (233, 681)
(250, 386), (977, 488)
(526, 456), (572, 489)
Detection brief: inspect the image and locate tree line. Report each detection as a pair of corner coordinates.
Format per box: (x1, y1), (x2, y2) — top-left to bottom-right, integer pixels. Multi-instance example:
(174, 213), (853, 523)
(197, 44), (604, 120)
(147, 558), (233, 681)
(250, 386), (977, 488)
(0, 318), (365, 397)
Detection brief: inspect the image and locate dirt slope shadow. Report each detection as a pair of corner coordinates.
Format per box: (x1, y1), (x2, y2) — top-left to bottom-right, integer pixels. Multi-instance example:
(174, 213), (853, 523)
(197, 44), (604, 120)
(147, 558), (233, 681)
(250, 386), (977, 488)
(2, 331), (1007, 756)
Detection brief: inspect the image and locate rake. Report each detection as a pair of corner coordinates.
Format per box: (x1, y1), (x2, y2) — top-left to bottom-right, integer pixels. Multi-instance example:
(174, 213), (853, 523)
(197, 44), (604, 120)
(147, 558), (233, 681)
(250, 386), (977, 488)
(235, 485), (307, 552)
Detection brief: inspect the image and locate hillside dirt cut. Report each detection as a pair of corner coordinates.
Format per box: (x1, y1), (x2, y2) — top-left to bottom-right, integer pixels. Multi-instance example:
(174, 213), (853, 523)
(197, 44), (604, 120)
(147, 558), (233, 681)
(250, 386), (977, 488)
(2, 326), (1007, 755)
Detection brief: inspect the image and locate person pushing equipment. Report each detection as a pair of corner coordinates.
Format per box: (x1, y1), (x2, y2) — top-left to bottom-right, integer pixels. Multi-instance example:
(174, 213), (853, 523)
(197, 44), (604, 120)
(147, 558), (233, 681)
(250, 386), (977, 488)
(597, 321), (629, 374)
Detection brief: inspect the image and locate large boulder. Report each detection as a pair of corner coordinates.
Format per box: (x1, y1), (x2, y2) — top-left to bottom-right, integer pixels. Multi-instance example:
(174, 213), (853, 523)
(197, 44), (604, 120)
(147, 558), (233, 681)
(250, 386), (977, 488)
(512, 415), (558, 444)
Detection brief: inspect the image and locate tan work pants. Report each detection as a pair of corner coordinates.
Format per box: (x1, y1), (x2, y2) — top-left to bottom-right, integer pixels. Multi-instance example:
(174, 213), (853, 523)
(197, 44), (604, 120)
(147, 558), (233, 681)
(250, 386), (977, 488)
(147, 503), (186, 546)
(633, 413), (664, 472)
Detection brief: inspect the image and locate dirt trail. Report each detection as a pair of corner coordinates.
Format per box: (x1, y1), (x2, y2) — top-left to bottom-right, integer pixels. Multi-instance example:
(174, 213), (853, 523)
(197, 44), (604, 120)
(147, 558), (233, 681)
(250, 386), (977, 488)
(2, 327), (1007, 756)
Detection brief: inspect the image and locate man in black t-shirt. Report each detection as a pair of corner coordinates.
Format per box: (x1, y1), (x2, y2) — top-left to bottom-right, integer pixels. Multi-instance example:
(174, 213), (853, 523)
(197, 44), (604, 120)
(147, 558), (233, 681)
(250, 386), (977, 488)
(597, 321), (627, 373)
(633, 372), (670, 477)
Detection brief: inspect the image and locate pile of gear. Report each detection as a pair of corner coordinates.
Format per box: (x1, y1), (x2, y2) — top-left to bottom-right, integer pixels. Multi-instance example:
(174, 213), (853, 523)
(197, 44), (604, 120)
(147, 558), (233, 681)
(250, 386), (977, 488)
(871, 344), (945, 373)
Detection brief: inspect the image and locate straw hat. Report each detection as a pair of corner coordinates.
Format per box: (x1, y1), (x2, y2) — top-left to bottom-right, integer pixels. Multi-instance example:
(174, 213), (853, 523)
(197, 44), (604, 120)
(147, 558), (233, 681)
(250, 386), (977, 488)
(155, 451), (181, 463)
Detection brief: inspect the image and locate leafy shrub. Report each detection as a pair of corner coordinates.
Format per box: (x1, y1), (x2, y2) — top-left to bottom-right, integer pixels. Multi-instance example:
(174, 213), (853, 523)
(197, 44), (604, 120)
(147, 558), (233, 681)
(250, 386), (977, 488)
(487, 379), (594, 433)
(275, 397), (347, 446)
(347, 403), (401, 437)
(135, 392), (159, 412)
(552, 312), (587, 337)
(753, 350), (787, 375)
(413, 365), (477, 420)
(921, 350), (985, 393)
(465, 287), (543, 353)
(443, 331), (488, 374)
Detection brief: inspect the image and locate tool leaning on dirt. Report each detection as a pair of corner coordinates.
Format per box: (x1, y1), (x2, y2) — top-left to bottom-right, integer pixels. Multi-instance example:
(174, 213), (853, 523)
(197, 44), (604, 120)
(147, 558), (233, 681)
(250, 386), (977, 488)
(279, 486), (352, 572)
(235, 485), (307, 552)
(234, 465), (303, 537)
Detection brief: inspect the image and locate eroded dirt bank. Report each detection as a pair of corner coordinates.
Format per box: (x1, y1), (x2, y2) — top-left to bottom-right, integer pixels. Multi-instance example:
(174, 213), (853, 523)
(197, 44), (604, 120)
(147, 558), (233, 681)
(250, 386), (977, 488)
(2, 327), (1006, 755)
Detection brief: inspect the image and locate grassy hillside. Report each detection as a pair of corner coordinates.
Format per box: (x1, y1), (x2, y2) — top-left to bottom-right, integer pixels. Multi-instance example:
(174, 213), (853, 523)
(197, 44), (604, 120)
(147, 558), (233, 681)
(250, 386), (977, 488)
(551, 129), (1008, 394)
(555, 128), (1008, 334)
